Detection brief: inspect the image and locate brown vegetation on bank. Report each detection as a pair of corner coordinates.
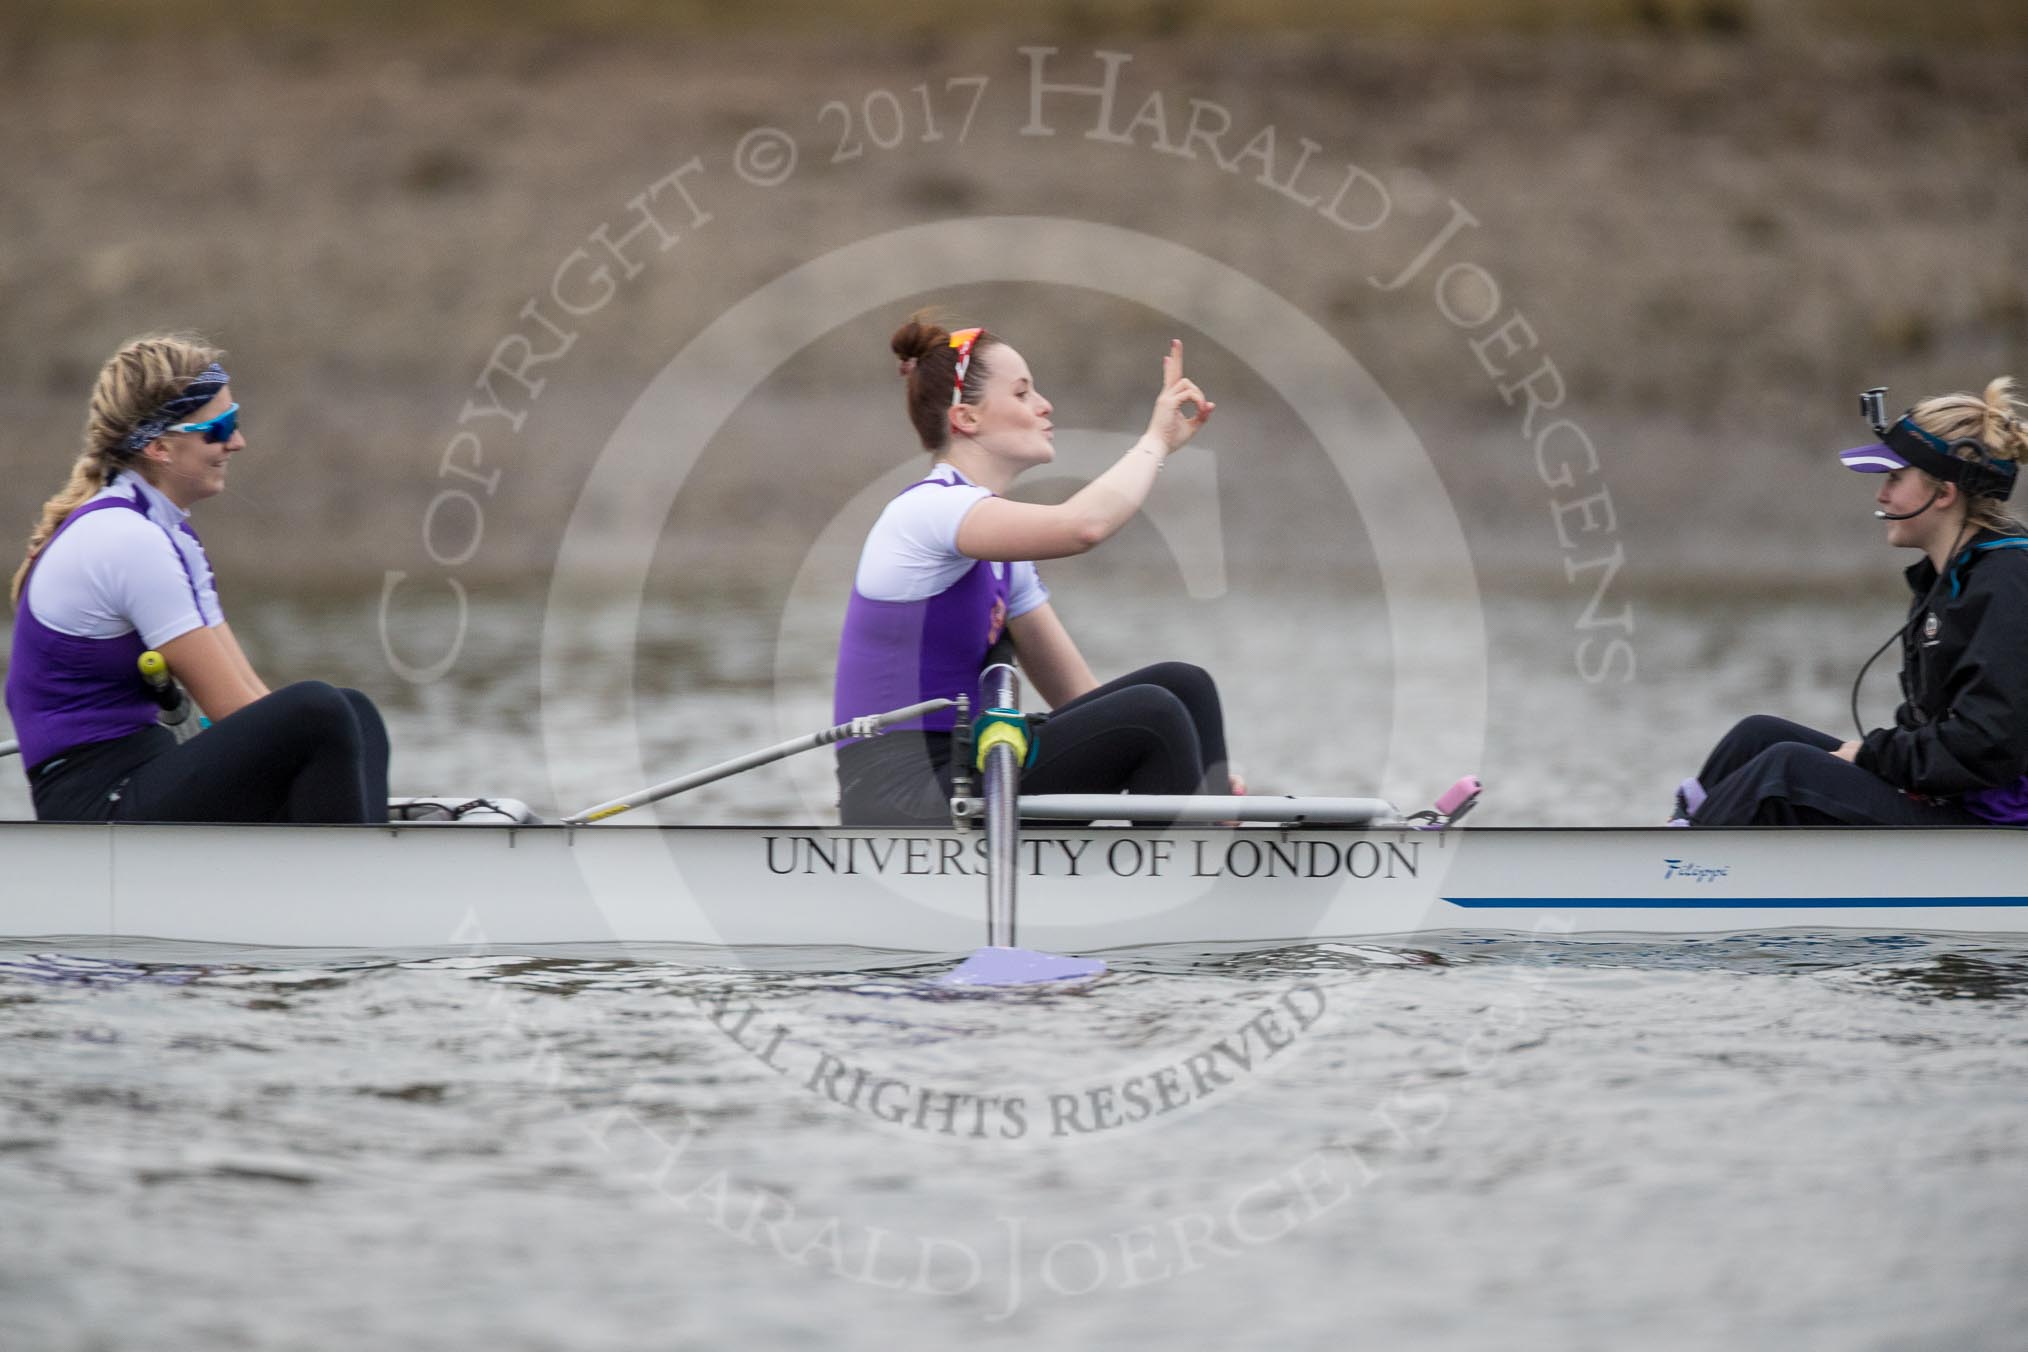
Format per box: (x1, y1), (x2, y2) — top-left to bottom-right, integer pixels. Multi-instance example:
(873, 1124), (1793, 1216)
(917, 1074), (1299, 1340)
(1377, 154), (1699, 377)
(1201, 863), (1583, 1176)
(1, 10), (2023, 591)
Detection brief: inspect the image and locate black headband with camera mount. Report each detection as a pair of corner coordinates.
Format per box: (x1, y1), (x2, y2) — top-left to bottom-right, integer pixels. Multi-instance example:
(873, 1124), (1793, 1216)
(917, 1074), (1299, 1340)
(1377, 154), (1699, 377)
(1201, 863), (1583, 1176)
(1858, 385), (2016, 502)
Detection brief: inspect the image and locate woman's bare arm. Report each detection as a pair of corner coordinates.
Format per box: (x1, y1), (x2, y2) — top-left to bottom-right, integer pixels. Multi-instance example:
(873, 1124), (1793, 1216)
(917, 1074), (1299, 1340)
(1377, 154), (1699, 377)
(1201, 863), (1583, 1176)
(156, 625), (265, 721)
(1006, 603), (1098, 708)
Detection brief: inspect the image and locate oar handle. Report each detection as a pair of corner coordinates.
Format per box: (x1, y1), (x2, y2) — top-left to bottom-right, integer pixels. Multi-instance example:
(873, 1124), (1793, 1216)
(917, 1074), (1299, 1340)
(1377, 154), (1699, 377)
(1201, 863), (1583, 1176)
(139, 649), (202, 730)
(139, 650), (181, 711)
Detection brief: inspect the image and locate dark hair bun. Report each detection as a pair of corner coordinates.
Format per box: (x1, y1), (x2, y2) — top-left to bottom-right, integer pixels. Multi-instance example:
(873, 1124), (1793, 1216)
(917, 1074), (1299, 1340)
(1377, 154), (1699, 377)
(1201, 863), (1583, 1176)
(890, 313), (947, 367)
(890, 307), (994, 452)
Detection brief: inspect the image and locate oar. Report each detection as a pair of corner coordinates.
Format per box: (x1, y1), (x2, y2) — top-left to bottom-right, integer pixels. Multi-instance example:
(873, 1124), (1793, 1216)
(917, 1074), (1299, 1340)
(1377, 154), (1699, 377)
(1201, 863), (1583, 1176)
(940, 659), (1105, 987)
(562, 697), (957, 825)
(0, 740), (16, 760)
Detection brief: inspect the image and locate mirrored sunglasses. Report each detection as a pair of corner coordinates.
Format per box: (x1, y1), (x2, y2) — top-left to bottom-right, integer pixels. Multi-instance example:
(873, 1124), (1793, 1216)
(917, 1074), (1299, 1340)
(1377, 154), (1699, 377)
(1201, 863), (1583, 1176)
(167, 403), (240, 444)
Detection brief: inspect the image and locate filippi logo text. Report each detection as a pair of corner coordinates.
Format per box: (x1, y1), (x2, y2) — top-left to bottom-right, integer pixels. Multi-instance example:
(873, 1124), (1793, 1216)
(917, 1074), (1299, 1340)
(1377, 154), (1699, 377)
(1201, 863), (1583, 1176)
(1661, 858), (1729, 884)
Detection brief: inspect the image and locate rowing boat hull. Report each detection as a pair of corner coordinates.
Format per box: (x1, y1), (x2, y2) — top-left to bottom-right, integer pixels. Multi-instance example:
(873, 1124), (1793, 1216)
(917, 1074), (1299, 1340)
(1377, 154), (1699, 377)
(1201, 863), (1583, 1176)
(4, 820), (2026, 954)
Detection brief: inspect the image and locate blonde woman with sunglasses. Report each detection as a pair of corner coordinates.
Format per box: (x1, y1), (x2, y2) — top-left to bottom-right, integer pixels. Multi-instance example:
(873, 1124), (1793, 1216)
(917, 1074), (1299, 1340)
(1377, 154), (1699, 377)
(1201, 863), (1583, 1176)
(832, 314), (1241, 826)
(4, 333), (389, 823)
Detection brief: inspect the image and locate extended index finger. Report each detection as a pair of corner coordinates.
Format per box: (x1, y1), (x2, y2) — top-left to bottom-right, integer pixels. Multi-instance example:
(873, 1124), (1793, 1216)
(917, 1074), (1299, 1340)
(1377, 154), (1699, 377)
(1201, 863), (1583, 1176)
(1162, 337), (1183, 386)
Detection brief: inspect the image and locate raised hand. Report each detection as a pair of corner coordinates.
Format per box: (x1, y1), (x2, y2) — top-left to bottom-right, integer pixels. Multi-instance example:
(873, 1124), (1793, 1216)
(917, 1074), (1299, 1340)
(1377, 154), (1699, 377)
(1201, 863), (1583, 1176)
(1144, 338), (1216, 455)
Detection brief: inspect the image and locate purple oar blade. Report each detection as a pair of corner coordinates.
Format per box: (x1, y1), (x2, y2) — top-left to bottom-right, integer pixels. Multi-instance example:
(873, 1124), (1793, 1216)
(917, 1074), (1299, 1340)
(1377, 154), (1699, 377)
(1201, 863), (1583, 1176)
(939, 946), (1106, 987)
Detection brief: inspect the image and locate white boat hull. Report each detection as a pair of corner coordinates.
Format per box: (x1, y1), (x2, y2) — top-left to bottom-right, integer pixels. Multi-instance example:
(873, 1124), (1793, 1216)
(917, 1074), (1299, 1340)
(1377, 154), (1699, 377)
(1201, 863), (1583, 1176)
(4, 820), (2027, 955)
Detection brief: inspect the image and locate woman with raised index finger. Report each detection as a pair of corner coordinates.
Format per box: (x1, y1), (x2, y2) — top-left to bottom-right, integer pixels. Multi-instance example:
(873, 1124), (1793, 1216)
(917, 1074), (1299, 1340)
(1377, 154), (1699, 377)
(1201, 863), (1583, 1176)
(833, 313), (1244, 827)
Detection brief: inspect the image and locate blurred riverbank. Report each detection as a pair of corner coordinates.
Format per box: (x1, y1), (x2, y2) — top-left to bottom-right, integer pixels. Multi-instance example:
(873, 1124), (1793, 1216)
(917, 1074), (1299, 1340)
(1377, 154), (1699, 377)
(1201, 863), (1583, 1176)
(1, 12), (2023, 592)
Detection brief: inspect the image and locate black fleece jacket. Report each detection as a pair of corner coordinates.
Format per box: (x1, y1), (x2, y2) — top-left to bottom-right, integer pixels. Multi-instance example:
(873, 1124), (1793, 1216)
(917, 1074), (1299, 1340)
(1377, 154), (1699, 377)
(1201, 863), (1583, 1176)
(1857, 531), (2028, 796)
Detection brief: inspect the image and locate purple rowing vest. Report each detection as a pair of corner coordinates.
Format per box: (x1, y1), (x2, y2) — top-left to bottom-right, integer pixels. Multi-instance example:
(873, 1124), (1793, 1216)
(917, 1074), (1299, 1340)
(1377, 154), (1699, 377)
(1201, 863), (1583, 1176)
(833, 477), (1011, 735)
(5, 496), (185, 769)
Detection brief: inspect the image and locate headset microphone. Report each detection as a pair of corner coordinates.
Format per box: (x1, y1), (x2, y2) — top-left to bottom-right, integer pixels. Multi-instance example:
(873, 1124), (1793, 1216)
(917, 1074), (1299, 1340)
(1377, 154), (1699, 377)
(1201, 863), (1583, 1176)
(1874, 487), (1944, 522)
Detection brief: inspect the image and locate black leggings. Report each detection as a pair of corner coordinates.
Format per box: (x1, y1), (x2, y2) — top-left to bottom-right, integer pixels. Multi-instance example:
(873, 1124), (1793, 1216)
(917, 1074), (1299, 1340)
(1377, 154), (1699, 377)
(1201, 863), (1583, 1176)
(1687, 714), (1980, 827)
(836, 661), (1229, 827)
(32, 681), (390, 824)
(1026, 660), (1228, 798)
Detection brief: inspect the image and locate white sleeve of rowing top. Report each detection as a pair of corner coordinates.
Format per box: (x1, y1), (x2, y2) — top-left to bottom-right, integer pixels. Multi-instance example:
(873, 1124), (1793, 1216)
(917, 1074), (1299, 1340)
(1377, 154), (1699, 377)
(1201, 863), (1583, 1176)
(170, 523), (224, 629)
(854, 482), (995, 602)
(1007, 560), (1050, 619)
(25, 508), (211, 648)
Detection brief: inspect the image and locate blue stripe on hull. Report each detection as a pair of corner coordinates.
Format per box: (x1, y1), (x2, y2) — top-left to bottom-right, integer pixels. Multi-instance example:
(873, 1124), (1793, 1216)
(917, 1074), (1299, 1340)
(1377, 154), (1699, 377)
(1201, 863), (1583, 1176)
(1443, 897), (2028, 909)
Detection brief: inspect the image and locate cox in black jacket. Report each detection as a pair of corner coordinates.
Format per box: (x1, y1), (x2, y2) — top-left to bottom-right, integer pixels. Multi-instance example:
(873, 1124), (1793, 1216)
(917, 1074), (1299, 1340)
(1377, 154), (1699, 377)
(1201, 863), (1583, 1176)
(1857, 530), (2028, 796)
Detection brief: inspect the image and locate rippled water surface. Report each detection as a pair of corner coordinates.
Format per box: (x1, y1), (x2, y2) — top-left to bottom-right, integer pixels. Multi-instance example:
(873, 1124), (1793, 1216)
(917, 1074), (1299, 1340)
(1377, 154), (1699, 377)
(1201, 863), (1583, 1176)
(6, 590), (2028, 1347)
(3, 933), (2027, 1349)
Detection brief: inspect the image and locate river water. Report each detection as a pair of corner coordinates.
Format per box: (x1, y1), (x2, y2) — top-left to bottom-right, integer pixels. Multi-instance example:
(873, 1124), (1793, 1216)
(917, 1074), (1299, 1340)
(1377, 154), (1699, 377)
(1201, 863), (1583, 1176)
(3, 587), (2026, 1348)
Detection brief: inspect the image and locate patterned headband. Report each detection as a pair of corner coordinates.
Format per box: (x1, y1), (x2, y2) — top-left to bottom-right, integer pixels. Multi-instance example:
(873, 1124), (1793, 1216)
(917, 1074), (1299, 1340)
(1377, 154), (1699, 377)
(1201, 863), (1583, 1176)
(949, 328), (983, 408)
(118, 363), (231, 456)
